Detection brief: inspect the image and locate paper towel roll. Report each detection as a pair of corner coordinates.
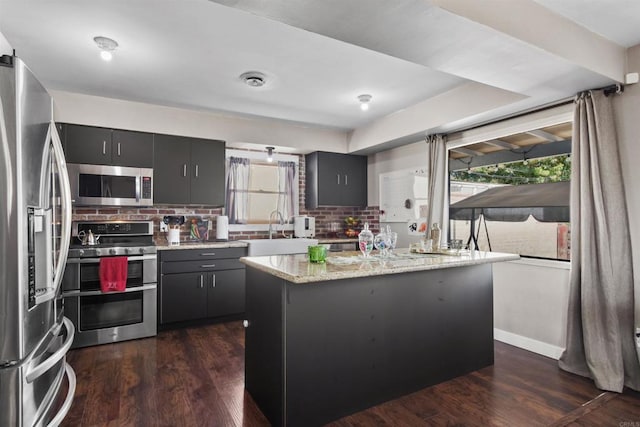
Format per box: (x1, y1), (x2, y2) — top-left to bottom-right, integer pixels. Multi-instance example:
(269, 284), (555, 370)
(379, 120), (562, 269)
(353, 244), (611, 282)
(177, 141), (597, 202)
(216, 215), (229, 240)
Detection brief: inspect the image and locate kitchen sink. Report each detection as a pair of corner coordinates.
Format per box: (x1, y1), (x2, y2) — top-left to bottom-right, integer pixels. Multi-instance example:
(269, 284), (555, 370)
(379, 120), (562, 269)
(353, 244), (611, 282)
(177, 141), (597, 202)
(240, 238), (318, 256)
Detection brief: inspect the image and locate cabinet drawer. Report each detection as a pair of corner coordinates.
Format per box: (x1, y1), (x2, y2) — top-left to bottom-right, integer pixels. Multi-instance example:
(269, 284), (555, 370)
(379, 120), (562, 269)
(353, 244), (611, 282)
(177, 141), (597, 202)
(160, 247), (247, 262)
(162, 258), (245, 274)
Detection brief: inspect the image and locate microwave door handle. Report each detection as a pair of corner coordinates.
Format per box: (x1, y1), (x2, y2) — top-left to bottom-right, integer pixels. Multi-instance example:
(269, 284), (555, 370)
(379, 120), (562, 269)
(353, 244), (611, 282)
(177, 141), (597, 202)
(136, 175), (141, 202)
(49, 121), (72, 295)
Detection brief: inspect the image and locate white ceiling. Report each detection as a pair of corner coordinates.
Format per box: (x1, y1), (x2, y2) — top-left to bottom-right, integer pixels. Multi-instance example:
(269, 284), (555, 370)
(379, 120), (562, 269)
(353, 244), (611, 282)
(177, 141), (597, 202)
(1, 0), (639, 152)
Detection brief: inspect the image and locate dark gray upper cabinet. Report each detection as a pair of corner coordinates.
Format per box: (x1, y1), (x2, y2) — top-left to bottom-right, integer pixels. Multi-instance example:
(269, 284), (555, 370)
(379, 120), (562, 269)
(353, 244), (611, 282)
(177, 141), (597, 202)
(62, 123), (153, 167)
(153, 134), (225, 206)
(190, 139), (225, 206)
(111, 129), (154, 167)
(305, 151), (367, 208)
(63, 124), (113, 165)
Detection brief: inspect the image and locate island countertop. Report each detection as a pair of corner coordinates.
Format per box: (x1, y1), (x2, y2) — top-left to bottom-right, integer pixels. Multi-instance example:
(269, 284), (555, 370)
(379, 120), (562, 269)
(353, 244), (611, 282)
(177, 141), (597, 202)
(240, 249), (519, 284)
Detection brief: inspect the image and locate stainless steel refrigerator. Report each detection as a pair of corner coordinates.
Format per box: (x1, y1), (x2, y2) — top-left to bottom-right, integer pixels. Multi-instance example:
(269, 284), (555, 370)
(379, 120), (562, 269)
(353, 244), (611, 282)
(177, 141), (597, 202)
(0, 55), (76, 426)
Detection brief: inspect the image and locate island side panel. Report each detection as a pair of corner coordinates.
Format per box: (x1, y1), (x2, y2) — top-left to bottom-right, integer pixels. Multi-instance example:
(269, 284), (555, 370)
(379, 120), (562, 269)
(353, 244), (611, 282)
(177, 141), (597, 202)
(284, 263), (494, 427)
(244, 267), (285, 426)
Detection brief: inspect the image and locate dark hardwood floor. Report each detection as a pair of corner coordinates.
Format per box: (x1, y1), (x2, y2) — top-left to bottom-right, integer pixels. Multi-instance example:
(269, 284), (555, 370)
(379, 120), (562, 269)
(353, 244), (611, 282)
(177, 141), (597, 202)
(62, 321), (640, 426)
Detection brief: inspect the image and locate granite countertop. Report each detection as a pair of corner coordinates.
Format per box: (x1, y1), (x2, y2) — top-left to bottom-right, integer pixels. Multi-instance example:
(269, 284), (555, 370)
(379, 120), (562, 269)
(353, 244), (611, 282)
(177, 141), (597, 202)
(155, 240), (248, 250)
(240, 249), (520, 284)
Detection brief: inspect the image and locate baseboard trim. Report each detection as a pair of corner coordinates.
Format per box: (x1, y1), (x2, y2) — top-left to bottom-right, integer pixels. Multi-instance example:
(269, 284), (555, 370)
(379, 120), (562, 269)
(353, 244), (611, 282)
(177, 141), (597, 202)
(494, 328), (564, 360)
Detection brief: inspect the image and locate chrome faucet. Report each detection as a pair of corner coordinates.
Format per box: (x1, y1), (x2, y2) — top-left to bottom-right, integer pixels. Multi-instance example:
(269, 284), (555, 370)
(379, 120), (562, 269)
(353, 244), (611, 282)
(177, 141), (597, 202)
(268, 209), (284, 239)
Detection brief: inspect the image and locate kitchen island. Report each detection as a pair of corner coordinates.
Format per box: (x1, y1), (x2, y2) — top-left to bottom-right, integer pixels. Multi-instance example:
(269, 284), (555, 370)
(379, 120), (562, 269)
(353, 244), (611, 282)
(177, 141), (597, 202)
(240, 249), (519, 426)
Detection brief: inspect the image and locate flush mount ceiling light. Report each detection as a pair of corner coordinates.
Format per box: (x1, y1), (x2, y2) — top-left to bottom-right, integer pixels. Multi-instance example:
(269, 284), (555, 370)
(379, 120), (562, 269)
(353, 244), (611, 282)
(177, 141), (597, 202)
(94, 36), (118, 61)
(240, 71), (267, 87)
(358, 94), (372, 111)
(266, 146), (275, 162)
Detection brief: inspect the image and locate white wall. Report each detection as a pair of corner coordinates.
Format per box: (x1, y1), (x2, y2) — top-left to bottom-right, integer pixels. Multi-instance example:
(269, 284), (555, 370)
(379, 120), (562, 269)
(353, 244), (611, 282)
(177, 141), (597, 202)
(615, 44), (640, 331)
(493, 260), (570, 359)
(0, 31), (12, 53)
(51, 90), (348, 154)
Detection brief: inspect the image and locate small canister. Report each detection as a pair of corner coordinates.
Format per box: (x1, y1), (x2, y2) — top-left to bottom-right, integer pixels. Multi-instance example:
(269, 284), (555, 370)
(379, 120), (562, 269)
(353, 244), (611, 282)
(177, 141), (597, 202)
(308, 245), (327, 263)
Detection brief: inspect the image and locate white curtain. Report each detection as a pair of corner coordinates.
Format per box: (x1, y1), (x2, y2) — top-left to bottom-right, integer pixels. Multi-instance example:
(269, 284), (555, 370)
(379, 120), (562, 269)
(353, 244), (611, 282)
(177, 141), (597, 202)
(425, 134), (449, 244)
(277, 161), (296, 222)
(225, 157), (250, 224)
(559, 90), (640, 392)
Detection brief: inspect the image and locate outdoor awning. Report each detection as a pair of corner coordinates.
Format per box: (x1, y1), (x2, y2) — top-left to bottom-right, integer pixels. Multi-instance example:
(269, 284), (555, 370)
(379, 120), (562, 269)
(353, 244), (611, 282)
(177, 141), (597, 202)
(449, 181), (570, 222)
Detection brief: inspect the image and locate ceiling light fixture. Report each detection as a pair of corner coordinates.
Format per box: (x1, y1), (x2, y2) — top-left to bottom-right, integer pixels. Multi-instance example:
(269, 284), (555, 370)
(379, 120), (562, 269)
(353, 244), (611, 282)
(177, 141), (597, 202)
(94, 36), (118, 61)
(358, 94), (372, 111)
(266, 146), (275, 162)
(240, 71), (267, 87)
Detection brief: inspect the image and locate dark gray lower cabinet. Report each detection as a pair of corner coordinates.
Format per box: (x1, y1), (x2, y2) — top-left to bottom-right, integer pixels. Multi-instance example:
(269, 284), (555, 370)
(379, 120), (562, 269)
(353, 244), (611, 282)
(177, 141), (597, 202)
(207, 269), (246, 317)
(159, 247), (246, 324)
(245, 263), (494, 426)
(161, 272), (207, 323)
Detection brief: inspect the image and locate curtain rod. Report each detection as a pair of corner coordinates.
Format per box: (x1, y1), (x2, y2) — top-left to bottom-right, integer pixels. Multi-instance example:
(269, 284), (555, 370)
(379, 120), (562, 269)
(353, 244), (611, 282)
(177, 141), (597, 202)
(600, 83), (624, 97)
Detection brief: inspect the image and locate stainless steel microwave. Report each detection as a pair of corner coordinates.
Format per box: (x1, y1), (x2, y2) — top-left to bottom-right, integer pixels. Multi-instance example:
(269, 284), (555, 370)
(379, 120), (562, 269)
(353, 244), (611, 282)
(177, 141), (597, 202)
(67, 163), (153, 206)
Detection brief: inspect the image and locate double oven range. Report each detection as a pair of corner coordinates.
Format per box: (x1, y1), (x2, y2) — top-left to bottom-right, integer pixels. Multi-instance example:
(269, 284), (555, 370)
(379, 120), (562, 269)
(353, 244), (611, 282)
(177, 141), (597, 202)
(61, 221), (157, 348)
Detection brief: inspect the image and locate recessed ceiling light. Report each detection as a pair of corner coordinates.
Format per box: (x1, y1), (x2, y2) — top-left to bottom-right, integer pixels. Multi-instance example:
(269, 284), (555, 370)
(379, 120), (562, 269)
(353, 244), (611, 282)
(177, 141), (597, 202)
(240, 71), (267, 87)
(358, 94), (372, 111)
(94, 36), (118, 61)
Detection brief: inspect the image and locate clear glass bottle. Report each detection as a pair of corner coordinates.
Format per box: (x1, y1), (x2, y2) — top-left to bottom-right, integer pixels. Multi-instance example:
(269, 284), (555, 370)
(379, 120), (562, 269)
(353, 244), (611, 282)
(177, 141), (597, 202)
(358, 222), (374, 257)
(430, 223), (441, 252)
(385, 224), (398, 254)
(374, 230), (389, 257)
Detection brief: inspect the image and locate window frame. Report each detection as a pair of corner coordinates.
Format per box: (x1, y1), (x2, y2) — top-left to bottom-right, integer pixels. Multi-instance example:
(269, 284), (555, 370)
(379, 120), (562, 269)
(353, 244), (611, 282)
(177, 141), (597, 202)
(445, 104), (573, 261)
(225, 149), (299, 232)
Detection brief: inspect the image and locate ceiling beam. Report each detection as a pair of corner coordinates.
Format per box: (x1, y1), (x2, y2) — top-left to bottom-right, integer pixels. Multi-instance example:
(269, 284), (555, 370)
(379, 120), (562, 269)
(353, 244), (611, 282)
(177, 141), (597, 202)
(450, 147), (485, 157)
(431, 0), (626, 82)
(484, 139), (519, 150)
(448, 139), (571, 171)
(525, 129), (564, 142)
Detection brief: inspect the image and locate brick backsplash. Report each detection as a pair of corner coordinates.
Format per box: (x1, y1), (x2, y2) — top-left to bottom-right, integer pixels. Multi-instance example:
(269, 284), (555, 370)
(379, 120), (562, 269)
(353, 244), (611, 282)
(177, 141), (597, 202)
(72, 153), (380, 240)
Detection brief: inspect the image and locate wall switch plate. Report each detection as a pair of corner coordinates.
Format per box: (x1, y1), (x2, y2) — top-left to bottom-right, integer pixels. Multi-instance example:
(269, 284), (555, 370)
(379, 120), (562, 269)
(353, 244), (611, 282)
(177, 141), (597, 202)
(159, 221), (168, 232)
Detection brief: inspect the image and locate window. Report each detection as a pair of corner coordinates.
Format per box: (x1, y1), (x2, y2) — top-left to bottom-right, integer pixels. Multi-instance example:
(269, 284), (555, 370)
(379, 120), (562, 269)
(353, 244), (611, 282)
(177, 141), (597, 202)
(225, 149), (299, 230)
(448, 119), (571, 261)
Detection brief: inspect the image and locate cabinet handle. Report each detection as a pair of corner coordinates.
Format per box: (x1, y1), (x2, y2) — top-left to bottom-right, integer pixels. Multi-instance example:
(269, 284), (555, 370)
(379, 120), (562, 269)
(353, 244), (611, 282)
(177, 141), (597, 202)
(201, 264), (216, 268)
(117, 142), (121, 156)
(195, 164), (199, 178)
(200, 252), (216, 256)
(183, 164), (187, 177)
(337, 174), (340, 185)
(102, 141), (106, 155)
(344, 174), (348, 186)
(211, 274), (216, 288)
(199, 275), (204, 288)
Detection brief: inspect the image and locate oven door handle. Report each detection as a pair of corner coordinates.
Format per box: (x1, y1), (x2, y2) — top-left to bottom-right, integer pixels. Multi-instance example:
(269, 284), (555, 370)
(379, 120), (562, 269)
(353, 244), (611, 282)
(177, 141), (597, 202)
(66, 254), (157, 264)
(62, 283), (157, 297)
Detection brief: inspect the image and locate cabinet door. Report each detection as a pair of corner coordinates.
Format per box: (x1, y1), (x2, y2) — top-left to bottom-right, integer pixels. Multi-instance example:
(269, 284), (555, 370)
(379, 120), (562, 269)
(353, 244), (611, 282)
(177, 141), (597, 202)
(153, 134), (191, 205)
(342, 155), (367, 207)
(317, 152), (344, 206)
(112, 130), (153, 167)
(207, 269), (246, 317)
(160, 272), (207, 323)
(64, 124), (112, 165)
(190, 139), (225, 206)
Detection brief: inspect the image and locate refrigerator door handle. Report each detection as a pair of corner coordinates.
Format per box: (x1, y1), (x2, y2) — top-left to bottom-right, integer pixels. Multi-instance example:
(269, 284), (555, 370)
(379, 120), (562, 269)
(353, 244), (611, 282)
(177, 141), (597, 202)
(50, 121), (72, 295)
(26, 317), (75, 383)
(47, 362), (77, 427)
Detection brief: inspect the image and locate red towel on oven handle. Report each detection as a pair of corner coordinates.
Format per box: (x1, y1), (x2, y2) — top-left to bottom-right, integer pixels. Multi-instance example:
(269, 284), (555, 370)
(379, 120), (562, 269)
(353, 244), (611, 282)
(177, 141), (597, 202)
(99, 256), (128, 292)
